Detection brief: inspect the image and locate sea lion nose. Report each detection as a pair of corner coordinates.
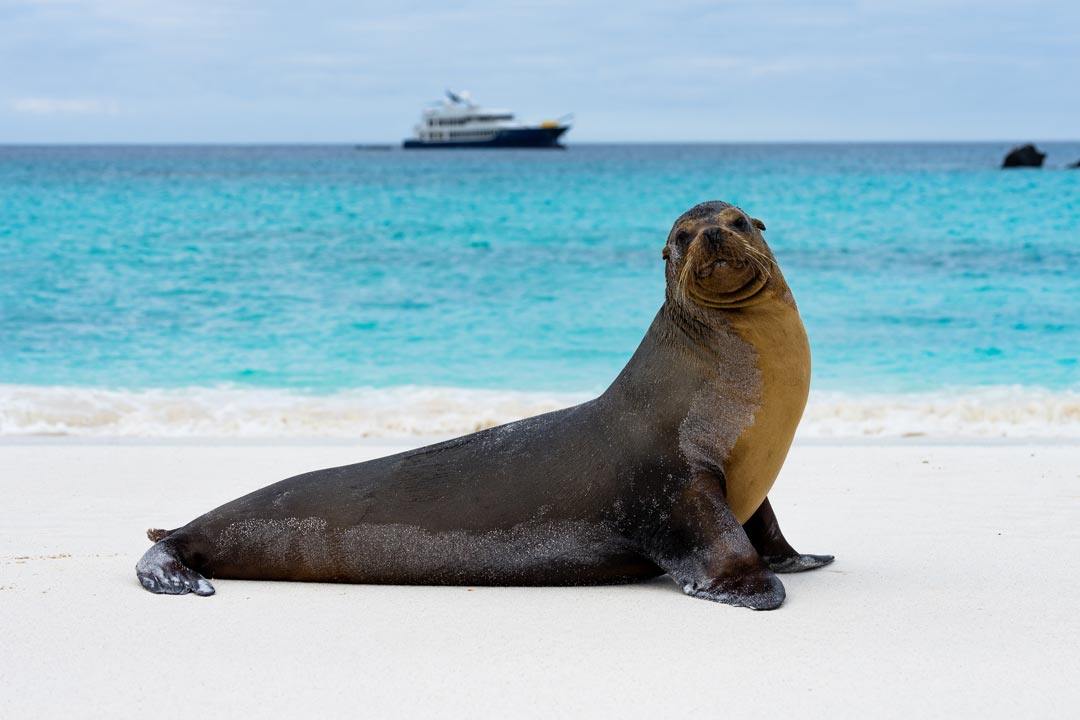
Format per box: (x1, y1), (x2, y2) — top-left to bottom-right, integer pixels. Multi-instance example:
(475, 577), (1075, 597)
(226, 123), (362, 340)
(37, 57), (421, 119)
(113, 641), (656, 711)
(701, 227), (726, 252)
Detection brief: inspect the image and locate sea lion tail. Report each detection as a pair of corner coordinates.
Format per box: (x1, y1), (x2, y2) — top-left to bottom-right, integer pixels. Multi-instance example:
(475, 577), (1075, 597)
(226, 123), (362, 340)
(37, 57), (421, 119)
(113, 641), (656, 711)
(146, 528), (172, 543)
(135, 538), (215, 597)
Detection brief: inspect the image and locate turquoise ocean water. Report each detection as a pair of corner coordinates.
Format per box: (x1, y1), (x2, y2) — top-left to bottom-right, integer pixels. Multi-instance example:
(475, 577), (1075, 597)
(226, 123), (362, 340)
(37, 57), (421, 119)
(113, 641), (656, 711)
(2, 143), (1078, 436)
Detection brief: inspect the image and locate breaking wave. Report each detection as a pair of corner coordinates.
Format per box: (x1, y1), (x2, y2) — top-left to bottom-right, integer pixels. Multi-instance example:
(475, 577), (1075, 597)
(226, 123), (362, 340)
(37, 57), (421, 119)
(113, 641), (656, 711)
(802, 387), (1080, 439)
(0, 384), (1078, 440)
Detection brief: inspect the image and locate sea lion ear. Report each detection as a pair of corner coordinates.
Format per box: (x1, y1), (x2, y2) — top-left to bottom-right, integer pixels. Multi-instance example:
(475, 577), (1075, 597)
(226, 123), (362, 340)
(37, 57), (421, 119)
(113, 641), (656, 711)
(751, 218), (766, 231)
(662, 246), (671, 260)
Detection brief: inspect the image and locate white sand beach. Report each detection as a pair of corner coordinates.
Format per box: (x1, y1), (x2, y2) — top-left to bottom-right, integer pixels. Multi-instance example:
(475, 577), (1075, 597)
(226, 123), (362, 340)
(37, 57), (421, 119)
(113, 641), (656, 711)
(2, 440), (1078, 717)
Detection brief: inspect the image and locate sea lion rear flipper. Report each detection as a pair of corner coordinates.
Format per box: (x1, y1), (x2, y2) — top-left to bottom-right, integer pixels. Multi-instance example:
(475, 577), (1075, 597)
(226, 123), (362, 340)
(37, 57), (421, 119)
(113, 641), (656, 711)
(742, 497), (834, 573)
(651, 470), (785, 611)
(135, 538), (215, 597)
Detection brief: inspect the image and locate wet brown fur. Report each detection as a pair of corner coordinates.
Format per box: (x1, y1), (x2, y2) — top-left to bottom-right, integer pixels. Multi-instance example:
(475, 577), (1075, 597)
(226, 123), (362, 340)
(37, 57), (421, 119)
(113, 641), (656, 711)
(135, 200), (831, 609)
(663, 203), (811, 521)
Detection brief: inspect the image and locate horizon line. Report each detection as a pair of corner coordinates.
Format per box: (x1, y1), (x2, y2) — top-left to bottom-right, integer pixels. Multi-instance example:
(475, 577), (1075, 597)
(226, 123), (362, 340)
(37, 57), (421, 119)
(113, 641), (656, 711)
(2, 138), (1078, 147)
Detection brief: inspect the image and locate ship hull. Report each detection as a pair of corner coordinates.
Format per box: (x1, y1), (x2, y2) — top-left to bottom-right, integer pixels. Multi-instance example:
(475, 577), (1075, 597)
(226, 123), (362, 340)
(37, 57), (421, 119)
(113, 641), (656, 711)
(403, 126), (568, 149)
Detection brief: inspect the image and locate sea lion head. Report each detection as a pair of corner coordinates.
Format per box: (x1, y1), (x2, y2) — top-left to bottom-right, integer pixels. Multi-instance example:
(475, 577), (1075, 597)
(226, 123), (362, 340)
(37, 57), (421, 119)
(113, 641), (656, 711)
(663, 201), (787, 311)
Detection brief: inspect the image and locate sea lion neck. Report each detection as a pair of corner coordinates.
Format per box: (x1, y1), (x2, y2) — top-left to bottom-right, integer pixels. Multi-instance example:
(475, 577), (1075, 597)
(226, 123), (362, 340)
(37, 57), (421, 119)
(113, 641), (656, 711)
(661, 291), (734, 347)
(600, 300), (747, 412)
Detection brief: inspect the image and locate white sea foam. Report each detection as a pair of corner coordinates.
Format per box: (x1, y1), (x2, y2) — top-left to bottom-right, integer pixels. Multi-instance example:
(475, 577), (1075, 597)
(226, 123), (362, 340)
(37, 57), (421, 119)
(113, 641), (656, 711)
(0, 385), (589, 439)
(0, 384), (1078, 440)
(802, 387), (1080, 439)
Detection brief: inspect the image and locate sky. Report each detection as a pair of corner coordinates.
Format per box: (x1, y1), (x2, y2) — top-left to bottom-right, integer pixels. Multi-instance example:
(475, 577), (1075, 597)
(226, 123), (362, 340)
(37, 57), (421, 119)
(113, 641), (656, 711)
(1, 0), (1078, 143)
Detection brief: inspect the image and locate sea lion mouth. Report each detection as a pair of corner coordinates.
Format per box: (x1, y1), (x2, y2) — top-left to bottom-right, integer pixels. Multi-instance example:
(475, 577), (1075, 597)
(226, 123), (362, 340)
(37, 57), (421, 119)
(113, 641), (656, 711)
(696, 257), (750, 279)
(679, 240), (772, 310)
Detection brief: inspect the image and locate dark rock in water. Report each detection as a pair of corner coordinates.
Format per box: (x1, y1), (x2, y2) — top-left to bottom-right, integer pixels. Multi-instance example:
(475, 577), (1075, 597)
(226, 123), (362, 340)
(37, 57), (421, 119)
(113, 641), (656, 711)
(1001, 144), (1046, 168)
(1067, 159), (1080, 169)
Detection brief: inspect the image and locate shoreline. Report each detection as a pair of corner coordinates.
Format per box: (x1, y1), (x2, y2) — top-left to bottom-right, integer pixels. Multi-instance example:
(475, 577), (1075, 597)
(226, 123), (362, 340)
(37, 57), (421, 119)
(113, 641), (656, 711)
(3, 383), (1079, 440)
(1, 434), (1080, 447)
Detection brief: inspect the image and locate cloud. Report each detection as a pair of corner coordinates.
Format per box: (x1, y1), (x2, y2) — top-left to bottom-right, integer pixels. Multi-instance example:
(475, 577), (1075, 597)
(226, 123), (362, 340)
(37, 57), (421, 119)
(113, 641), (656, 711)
(2, 1), (1078, 141)
(11, 97), (119, 115)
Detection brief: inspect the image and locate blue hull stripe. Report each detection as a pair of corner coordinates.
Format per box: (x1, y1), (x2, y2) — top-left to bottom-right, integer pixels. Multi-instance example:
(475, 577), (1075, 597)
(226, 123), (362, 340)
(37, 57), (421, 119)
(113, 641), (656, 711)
(403, 126), (569, 149)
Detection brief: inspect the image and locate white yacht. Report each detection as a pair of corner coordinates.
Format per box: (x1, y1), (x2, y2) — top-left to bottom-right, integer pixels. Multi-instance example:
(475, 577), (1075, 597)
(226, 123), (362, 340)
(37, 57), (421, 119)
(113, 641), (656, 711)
(403, 90), (570, 149)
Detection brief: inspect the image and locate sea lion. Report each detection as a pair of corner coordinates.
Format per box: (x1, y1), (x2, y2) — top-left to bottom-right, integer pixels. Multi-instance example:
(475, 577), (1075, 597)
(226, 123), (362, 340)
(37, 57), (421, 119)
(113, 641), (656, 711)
(136, 200), (832, 610)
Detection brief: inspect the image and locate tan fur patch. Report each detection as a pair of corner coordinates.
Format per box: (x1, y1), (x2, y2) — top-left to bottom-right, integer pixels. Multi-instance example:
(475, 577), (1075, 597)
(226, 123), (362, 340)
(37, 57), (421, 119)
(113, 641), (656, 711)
(722, 299), (811, 522)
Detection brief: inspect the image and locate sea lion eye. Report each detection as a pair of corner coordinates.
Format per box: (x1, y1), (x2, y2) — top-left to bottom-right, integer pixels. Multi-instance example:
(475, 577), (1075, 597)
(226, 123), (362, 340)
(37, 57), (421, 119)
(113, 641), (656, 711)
(732, 215), (749, 232)
(674, 229), (691, 245)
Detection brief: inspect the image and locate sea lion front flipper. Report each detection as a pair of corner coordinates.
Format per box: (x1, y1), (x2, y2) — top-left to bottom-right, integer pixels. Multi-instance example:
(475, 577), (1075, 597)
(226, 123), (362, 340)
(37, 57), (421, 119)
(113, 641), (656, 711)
(651, 470), (785, 610)
(742, 497), (834, 573)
